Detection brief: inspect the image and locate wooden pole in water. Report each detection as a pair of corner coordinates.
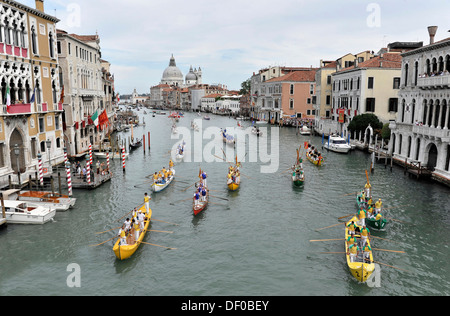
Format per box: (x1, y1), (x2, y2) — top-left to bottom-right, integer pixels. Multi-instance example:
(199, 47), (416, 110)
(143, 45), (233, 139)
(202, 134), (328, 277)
(143, 135), (146, 154)
(1, 192), (5, 220)
(148, 131), (151, 150)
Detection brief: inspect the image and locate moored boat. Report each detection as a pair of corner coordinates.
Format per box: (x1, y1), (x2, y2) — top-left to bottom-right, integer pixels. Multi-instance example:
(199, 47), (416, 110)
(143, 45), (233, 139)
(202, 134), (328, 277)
(2, 200), (56, 224)
(13, 190), (76, 211)
(113, 204), (152, 260)
(94, 151), (129, 159)
(323, 134), (351, 154)
(345, 216), (375, 283)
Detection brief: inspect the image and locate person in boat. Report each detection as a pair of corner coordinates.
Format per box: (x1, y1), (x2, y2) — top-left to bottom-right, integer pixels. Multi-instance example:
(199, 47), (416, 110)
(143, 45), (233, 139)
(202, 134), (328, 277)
(367, 205), (374, 218)
(144, 193), (151, 213)
(347, 221), (356, 235)
(347, 242), (359, 263)
(118, 227), (127, 246)
(362, 243), (372, 263)
(364, 182), (372, 197)
(201, 187), (207, 202)
(347, 233), (357, 247)
(360, 225), (370, 248)
(374, 199), (382, 214)
(132, 218), (141, 242)
(124, 217), (132, 230)
(169, 160), (174, 170)
(194, 192), (200, 206)
(137, 209), (145, 231)
(357, 206), (367, 227)
(201, 171), (207, 187)
(153, 172), (159, 184)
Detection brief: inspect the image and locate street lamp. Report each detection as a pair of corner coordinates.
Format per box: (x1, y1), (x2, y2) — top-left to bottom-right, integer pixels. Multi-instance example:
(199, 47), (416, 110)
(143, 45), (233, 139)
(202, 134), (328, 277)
(14, 144), (21, 186)
(46, 139), (51, 174)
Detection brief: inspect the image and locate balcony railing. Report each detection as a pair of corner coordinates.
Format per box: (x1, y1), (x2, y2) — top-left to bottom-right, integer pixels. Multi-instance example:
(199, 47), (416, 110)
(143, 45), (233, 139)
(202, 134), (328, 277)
(417, 75), (450, 89)
(412, 125), (450, 140)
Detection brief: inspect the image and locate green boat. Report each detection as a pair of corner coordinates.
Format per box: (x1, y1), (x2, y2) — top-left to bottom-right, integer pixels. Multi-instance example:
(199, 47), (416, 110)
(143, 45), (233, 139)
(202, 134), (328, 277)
(356, 193), (387, 230)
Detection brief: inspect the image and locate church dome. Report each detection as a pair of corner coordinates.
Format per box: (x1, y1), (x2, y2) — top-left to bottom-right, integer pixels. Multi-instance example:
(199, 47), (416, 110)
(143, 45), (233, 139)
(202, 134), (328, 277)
(162, 55), (183, 85)
(185, 66), (197, 81)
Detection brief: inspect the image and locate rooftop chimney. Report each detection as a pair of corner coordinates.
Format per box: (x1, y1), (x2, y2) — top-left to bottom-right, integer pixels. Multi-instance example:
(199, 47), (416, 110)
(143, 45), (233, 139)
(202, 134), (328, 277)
(428, 26), (438, 45)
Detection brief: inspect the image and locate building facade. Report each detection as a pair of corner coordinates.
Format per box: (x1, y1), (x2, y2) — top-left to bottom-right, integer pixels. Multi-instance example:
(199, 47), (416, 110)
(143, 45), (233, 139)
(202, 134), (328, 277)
(0, 0), (64, 185)
(57, 29), (111, 157)
(389, 27), (450, 185)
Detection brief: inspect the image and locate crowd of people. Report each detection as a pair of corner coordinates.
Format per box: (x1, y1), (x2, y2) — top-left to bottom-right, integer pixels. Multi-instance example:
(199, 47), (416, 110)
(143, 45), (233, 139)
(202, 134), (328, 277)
(305, 142), (323, 165)
(227, 164), (241, 185)
(73, 160), (110, 182)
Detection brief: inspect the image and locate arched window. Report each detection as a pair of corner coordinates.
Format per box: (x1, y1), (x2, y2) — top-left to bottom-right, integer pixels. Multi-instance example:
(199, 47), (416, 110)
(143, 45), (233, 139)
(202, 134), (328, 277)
(49, 32), (54, 58)
(31, 26), (38, 55)
(411, 99), (416, 124)
(404, 64), (409, 86)
(414, 61), (419, 86)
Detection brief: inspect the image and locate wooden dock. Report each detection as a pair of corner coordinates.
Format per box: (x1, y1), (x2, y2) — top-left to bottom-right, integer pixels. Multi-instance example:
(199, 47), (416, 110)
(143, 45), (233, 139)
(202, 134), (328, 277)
(72, 172), (113, 190)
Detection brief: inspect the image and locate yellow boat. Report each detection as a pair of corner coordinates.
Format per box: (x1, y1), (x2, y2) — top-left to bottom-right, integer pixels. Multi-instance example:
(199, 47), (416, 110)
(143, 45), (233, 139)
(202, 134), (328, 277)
(227, 181), (240, 191)
(113, 205), (152, 260)
(345, 216), (375, 282)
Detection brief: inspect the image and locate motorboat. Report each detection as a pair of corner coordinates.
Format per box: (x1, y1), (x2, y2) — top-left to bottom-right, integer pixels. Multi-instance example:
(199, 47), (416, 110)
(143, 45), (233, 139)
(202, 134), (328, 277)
(323, 134), (352, 154)
(2, 199), (56, 224)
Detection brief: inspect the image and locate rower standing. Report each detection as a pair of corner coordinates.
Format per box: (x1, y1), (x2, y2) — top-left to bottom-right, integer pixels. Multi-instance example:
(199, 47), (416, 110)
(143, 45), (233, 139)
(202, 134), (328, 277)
(144, 193), (151, 213)
(360, 225), (370, 248)
(347, 243), (359, 263)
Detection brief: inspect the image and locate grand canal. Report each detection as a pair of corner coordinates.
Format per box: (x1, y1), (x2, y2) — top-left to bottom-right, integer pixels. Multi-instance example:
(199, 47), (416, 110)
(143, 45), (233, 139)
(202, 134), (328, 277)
(0, 110), (449, 296)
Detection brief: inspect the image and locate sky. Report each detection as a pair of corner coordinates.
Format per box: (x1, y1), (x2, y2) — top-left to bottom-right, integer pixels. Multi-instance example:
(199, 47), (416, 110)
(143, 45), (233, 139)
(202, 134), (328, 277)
(19, 0), (450, 95)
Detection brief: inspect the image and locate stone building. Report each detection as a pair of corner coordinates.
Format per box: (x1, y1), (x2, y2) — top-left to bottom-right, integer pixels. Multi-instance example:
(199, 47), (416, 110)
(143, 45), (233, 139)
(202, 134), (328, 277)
(389, 26), (450, 185)
(0, 0), (64, 185)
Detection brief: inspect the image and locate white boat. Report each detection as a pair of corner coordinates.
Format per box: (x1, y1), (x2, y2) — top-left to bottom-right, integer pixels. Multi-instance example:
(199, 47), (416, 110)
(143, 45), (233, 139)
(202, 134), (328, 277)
(176, 142), (185, 160)
(2, 200), (56, 224)
(255, 120), (267, 125)
(94, 151), (129, 159)
(221, 129), (236, 146)
(3, 189), (76, 212)
(323, 134), (352, 154)
(299, 126), (311, 135)
(152, 169), (175, 192)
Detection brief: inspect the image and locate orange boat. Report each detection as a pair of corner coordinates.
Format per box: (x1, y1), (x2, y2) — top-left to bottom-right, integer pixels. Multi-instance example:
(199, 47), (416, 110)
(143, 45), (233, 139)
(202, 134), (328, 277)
(11, 190), (76, 211)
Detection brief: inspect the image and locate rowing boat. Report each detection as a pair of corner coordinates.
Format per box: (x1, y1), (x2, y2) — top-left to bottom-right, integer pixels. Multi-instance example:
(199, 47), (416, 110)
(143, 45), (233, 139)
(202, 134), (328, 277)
(306, 150), (323, 166)
(345, 216), (375, 283)
(113, 204), (152, 260)
(193, 184), (208, 216)
(356, 192), (388, 230)
(292, 167), (305, 186)
(151, 168), (175, 192)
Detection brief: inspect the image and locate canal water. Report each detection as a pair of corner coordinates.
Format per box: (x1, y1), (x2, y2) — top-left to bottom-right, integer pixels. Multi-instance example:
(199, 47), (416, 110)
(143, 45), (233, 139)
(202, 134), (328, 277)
(0, 110), (449, 296)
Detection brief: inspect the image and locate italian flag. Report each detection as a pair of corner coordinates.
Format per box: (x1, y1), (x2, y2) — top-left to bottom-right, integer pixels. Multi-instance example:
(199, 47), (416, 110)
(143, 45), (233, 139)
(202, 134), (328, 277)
(91, 110), (99, 127)
(5, 84), (11, 113)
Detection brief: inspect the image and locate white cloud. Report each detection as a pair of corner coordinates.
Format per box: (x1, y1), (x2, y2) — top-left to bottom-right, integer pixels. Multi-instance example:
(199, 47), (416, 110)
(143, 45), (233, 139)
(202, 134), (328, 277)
(18, 0), (450, 94)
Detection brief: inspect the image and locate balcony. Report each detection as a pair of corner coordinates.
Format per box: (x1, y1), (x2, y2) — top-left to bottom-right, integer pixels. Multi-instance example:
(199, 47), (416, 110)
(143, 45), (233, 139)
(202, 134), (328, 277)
(412, 125), (450, 141)
(0, 43), (28, 58)
(1, 103), (32, 115)
(417, 75), (450, 90)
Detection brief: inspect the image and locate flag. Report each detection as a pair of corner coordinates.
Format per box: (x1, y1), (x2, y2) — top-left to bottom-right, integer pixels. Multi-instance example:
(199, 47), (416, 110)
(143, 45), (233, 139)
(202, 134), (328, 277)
(91, 110), (99, 127)
(98, 110), (109, 129)
(59, 86), (64, 104)
(5, 84), (11, 113)
(30, 87), (36, 103)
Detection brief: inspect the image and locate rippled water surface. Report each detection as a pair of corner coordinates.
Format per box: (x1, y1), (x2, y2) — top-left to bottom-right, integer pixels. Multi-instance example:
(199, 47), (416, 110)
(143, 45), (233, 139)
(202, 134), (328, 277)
(0, 111), (449, 296)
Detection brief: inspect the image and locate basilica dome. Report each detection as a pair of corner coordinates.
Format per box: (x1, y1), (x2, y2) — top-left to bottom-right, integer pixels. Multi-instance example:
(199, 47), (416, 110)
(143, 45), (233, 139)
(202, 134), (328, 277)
(161, 55), (184, 86)
(185, 66), (197, 81)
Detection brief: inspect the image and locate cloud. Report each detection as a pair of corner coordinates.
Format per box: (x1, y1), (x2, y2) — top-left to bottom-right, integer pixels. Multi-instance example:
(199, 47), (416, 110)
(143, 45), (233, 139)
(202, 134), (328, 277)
(18, 0), (450, 94)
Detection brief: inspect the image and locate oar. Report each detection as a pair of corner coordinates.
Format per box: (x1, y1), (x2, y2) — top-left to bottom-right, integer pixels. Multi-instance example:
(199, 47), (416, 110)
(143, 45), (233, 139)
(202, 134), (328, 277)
(149, 229), (173, 234)
(209, 195), (229, 201)
(315, 222), (345, 231)
(338, 214), (354, 220)
(89, 235), (118, 247)
(151, 218), (179, 226)
(181, 182), (196, 192)
(342, 191), (359, 196)
(385, 217), (409, 224)
(116, 202), (145, 222)
(169, 197), (192, 205)
(319, 252), (346, 254)
(372, 248), (406, 254)
(370, 235), (402, 244)
(370, 260), (411, 273)
(310, 238), (345, 242)
(139, 241), (177, 250)
(96, 226), (122, 235)
(134, 180), (152, 188)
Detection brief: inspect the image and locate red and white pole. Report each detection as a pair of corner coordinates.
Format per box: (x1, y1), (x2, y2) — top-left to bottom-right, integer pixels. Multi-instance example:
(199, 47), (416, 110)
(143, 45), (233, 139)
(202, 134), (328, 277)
(106, 152), (110, 172)
(89, 143), (93, 166)
(86, 155), (91, 184)
(64, 148), (72, 196)
(122, 146), (126, 172)
(37, 153), (44, 186)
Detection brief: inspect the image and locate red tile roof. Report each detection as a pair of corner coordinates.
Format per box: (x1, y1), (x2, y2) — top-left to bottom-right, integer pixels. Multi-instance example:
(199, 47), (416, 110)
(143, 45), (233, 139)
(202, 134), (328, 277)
(266, 69), (317, 83)
(338, 53), (402, 72)
(203, 93), (223, 99)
